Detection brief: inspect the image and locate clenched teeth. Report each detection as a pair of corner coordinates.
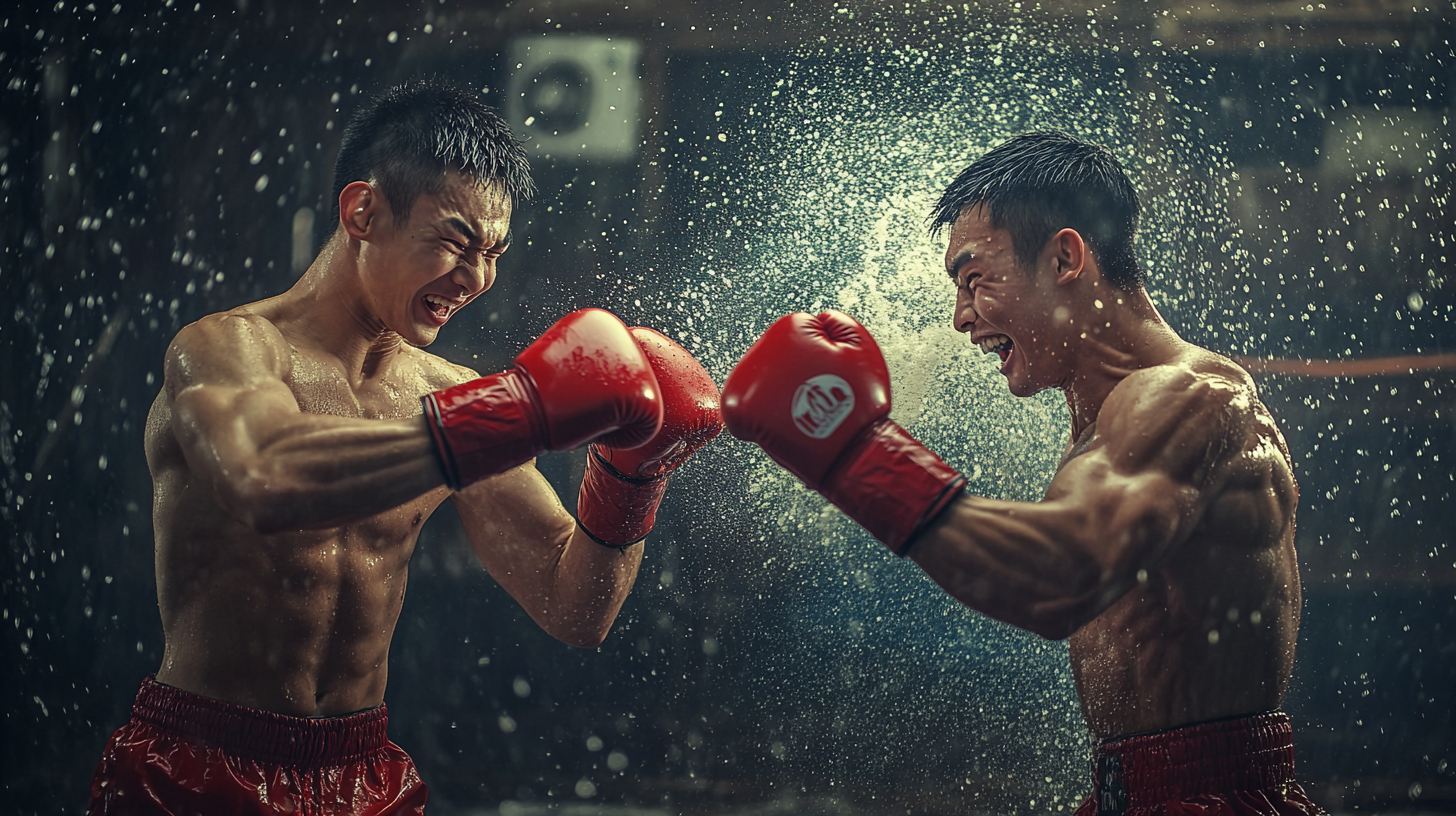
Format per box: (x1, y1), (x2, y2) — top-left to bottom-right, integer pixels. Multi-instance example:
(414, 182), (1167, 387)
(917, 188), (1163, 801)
(423, 294), (454, 317)
(978, 334), (1012, 355)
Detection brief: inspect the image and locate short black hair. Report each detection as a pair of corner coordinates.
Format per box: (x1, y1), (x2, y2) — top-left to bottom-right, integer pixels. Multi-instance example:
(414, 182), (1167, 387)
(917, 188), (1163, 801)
(930, 131), (1143, 289)
(331, 78), (534, 229)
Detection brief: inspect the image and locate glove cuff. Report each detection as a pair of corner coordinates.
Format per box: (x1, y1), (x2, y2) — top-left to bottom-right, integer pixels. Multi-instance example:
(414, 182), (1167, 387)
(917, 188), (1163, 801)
(576, 446), (670, 548)
(822, 419), (966, 556)
(421, 369), (548, 490)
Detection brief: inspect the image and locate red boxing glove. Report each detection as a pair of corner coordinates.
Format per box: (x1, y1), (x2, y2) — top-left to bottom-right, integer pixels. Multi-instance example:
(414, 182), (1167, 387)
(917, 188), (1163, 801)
(422, 309), (663, 490)
(577, 328), (723, 547)
(721, 311), (965, 555)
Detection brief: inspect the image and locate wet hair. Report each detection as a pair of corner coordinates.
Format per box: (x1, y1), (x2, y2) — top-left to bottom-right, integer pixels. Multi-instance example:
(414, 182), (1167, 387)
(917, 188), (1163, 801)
(331, 78), (534, 230)
(929, 131), (1143, 289)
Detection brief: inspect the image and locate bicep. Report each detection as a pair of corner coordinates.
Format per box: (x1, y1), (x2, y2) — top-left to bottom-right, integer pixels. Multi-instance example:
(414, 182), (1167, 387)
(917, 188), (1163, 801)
(452, 464), (642, 648)
(451, 463), (576, 584)
(1041, 450), (1195, 575)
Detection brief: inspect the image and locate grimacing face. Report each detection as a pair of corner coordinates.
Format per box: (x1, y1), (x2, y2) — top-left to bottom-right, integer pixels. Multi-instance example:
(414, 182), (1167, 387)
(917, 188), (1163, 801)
(356, 174), (512, 348)
(946, 206), (1072, 398)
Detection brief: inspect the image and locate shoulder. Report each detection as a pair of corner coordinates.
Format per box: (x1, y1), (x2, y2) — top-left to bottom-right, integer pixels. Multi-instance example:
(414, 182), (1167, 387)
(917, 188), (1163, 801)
(1096, 349), (1264, 476)
(164, 308), (293, 393)
(1105, 349), (1256, 424)
(406, 345), (481, 391)
(170, 308), (290, 356)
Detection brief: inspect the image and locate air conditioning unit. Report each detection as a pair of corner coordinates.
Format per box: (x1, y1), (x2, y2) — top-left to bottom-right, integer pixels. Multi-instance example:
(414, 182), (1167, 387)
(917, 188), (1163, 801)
(505, 36), (642, 162)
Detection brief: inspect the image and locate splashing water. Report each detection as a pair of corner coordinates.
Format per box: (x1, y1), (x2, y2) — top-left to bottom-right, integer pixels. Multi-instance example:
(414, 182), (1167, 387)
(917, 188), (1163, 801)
(622, 14), (1339, 802)
(635, 32), (1255, 804)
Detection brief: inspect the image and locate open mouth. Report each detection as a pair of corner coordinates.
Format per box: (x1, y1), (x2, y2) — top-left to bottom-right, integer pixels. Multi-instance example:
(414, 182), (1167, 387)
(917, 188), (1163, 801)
(978, 333), (1014, 363)
(422, 294), (457, 324)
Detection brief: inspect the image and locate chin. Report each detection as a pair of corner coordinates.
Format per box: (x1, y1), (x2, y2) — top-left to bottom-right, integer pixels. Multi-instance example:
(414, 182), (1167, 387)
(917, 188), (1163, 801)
(1006, 376), (1049, 399)
(401, 325), (438, 349)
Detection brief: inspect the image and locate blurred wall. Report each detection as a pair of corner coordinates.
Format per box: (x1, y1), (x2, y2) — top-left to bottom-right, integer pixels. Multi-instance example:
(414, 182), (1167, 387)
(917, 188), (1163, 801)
(3, 2), (1454, 814)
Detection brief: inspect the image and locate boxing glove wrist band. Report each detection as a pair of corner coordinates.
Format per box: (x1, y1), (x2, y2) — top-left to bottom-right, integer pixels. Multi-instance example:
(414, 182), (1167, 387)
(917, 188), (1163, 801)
(821, 420), (966, 556)
(422, 370), (548, 491)
(576, 447), (669, 549)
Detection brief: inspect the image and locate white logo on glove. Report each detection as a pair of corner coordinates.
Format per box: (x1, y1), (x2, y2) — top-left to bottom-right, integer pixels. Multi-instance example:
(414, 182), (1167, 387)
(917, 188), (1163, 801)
(792, 375), (854, 439)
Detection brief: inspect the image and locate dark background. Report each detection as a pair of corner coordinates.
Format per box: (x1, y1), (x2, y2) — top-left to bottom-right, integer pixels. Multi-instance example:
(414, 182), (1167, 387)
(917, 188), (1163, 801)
(3, 2), (1455, 814)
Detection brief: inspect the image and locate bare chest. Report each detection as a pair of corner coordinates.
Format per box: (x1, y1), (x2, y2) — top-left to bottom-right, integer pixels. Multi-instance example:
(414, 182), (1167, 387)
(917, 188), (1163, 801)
(283, 351), (434, 421)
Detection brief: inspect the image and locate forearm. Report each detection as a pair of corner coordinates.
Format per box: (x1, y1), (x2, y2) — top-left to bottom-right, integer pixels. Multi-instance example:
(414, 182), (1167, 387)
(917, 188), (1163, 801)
(540, 524), (644, 648)
(910, 494), (1110, 639)
(211, 415), (445, 533)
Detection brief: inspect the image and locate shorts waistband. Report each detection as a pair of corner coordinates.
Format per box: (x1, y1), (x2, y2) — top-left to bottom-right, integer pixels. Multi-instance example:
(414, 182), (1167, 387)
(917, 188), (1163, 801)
(1091, 711), (1297, 812)
(131, 676), (390, 768)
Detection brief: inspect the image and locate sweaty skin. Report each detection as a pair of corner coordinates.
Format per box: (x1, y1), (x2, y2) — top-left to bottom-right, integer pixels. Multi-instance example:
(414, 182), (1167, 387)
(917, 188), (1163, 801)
(914, 206), (1300, 739)
(144, 172), (641, 717)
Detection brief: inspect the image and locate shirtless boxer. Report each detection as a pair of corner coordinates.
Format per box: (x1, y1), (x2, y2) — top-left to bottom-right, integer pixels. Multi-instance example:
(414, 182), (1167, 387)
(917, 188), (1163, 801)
(723, 132), (1322, 815)
(87, 79), (722, 815)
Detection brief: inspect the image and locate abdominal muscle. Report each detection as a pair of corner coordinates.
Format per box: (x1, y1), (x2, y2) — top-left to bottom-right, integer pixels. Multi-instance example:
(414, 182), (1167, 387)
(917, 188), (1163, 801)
(151, 470), (444, 717)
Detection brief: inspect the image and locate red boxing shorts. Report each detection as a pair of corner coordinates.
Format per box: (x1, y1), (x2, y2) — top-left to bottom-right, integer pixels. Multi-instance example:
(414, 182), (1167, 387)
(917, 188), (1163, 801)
(1074, 711), (1326, 816)
(88, 676), (428, 815)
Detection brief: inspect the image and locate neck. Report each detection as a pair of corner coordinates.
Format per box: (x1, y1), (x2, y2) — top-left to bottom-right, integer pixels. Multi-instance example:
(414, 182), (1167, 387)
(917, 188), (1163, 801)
(1061, 285), (1182, 439)
(279, 234), (407, 384)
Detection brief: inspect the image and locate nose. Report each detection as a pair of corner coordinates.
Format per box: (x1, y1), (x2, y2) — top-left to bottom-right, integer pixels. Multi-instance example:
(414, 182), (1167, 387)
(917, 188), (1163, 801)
(452, 255), (493, 296)
(953, 285), (978, 334)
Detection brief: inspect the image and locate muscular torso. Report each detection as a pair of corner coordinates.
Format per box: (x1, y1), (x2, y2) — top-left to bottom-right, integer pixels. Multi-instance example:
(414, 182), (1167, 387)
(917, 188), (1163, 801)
(915, 344), (1302, 741)
(1065, 362), (1301, 738)
(146, 306), (460, 716)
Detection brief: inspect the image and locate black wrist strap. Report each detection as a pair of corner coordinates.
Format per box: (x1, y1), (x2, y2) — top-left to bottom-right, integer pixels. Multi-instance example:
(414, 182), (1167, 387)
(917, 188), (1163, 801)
(588, 446), (668, 485)
(576, 519), (647, 551)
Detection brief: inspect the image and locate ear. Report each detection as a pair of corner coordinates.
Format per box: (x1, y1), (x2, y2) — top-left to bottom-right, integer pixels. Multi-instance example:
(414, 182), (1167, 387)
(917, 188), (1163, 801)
(1048, 228), (1086, 285)
(337, 181), (382, 241)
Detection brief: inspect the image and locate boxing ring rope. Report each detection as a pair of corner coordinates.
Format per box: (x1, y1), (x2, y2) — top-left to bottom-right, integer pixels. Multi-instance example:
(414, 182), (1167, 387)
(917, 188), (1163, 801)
(1233, 353), (1456, 378)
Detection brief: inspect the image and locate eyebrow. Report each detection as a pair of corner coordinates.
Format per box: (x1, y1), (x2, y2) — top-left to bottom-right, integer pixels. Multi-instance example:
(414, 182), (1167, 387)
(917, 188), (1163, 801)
(445, 218), (511, 249)
(444, 217), (479, 245)
(946, 249), (976, 278)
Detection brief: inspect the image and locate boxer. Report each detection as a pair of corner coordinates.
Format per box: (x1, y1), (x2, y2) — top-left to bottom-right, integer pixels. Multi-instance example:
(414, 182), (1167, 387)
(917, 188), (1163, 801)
(723, 132), (1322, 815)
(87, 79), (722, 815)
